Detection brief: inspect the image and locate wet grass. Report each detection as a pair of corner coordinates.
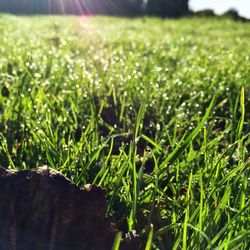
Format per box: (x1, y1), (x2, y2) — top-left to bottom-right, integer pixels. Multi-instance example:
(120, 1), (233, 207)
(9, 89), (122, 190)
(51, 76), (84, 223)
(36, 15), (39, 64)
(0, 15), (250, 249)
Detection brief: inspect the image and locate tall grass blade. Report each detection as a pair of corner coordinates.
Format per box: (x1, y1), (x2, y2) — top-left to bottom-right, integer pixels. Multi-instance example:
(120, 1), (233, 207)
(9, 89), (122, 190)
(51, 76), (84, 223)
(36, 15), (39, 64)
(145, 224), (154, 250)
(157, 96), (215, 176)
(112, 231), (122, 250)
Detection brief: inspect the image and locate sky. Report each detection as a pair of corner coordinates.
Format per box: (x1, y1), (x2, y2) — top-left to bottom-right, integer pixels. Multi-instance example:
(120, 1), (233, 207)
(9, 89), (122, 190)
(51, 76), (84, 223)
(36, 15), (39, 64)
(190, 0), (250, 18)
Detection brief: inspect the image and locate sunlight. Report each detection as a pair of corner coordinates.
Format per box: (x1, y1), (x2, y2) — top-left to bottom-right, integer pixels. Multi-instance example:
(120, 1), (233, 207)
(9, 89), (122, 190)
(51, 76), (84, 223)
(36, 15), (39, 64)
(46, 0), (86, 15)
(44, 0), (123, 16)
(59, 0), (65, 14)
(1, 0), (140, 16)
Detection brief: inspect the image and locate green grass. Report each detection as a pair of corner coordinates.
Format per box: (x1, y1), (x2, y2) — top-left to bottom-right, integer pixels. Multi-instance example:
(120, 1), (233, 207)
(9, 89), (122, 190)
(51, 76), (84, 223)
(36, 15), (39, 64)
(0, 14), (250, 249)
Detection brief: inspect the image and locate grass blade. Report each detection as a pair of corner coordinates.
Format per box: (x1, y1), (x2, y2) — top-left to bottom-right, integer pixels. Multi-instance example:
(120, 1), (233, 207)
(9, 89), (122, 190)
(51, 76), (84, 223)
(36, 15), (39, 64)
(112, 231), (122, 250)
(157, 96), (215, 176)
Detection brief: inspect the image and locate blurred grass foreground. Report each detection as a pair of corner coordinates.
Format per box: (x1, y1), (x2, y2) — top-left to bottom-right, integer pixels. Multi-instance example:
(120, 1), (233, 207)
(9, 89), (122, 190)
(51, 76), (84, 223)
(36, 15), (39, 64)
(0, 12), (250, 250)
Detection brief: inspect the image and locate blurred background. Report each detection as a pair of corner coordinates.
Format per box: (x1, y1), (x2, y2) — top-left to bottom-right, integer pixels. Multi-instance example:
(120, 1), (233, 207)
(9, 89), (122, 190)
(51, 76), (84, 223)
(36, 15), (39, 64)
(0, 0), (249, 20)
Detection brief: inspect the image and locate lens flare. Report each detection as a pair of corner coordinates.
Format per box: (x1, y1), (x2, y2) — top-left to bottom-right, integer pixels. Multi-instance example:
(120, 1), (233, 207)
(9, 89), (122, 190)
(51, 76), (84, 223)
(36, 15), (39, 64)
(44, 0), (124, 15)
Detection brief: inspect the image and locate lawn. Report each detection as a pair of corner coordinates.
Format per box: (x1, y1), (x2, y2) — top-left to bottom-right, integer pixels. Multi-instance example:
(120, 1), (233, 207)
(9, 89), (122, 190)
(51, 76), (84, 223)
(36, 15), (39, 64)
(0, 14), (250, 249)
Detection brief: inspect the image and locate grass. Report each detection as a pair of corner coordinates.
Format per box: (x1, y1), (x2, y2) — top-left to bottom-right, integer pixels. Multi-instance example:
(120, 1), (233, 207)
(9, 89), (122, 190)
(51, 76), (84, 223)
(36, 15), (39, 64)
(0, 14), (250, 249)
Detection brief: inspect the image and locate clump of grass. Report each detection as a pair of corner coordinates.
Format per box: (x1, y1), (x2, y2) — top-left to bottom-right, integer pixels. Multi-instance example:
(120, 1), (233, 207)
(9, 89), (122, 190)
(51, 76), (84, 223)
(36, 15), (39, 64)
(0, 15), (249, 249)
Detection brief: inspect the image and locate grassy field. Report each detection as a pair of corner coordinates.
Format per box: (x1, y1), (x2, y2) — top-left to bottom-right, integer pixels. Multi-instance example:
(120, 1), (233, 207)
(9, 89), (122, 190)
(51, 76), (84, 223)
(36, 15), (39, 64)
(0, 15), (250, 249)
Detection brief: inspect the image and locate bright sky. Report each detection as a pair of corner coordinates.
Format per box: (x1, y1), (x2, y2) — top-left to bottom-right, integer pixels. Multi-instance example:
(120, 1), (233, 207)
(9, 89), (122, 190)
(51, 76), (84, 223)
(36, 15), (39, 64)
(190, 0), (250, 18)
